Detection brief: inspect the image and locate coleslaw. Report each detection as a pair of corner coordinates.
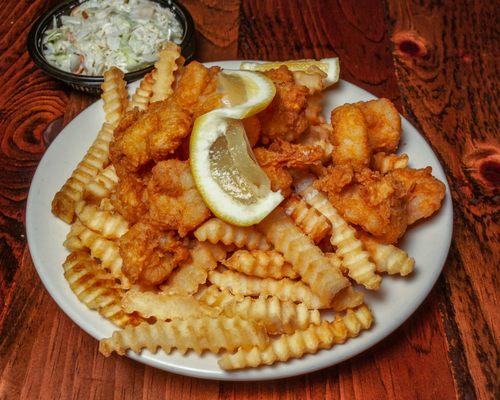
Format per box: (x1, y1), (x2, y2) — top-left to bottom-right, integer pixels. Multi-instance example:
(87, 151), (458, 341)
(42, 0), (183, 76)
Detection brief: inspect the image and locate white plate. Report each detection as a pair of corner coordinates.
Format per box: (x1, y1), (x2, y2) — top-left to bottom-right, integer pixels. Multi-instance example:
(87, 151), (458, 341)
(26, 60), (453, 381)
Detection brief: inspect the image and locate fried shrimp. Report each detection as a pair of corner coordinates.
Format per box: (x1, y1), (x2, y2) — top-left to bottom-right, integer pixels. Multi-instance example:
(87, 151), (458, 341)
(389, 167), (445, 224)
(315, 168), (408, 244)
(146, 159), (211, 236)
(111, 174), (148, 224)
(258, 66), (310, 144)
(356, 98), (401, 153)
(330, 104), (371, 169)
(254, 140), (324, 196)
(120, 222), (189, 285)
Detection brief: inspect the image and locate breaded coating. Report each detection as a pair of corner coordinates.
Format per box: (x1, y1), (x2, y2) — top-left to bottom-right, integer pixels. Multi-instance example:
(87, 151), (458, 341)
(111, 174), (148, 224)
(254, 139), (324, 196)
(172, 61), (218, 110)
(315, 168), (408, 244)
(389, 167), (445, 224)
(110, 108), (155, 172)
(120, 222), (189, 285)
(146, 159), (211, 236)
(356, 98), (401, 153)
(242, 116), (261, 147)
(330, 103), (371, 169)
(147, 101), (192, 161)
(258, 66), (310, 143)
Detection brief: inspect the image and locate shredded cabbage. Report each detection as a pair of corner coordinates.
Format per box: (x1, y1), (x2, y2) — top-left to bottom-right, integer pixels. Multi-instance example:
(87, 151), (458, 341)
(42, 0), (183, 75)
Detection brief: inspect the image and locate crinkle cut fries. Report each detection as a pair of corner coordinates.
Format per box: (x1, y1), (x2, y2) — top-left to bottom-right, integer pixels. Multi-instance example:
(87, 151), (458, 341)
(53, 42), (446, 371)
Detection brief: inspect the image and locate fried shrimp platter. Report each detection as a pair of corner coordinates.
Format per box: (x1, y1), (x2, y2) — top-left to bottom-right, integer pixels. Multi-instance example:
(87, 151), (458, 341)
(51, 45), (446, 372)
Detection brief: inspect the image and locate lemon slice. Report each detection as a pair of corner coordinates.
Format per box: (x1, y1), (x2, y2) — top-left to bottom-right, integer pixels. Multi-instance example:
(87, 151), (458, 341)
(190, 112), (283, 226)
(216, 69), (276, 119)
(240, 58), (340, 87)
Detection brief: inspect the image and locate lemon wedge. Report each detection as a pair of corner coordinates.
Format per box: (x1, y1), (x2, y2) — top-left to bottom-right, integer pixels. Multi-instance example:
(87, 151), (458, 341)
(240, 58), (340, 87)
(190, 70), (283, 226)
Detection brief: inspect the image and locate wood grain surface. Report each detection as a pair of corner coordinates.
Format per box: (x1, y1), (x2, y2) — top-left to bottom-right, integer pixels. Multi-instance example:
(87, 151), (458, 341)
(0, 0), (497, 399)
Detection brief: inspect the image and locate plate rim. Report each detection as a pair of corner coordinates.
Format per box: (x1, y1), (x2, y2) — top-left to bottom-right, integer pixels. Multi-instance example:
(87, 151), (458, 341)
(26, 60), (453, 381)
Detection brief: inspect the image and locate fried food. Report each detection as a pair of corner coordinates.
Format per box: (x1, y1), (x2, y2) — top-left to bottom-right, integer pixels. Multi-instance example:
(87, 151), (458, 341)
(111, 173), (148, 223)
(254, 139), (324, 196)
(101, 67), (128, 127)
(356, 98), (401, 153)
(295, 178), (381, 289)
(330, 286), (365, 312)
(299, 124), (333, 163)
(315, 168), (409, 244)
(222, 249), (298, 279)
(75, 201), (129, 239)
(283, 195), (331, 244)
(258, 208), (349, 304)
(146, 159), (211, 236)
(372, 151), (409, 173)
(242, 116), (261, 147)
(128, 70), (155, 111)
(109, 108), (155, 171)
(194, 218), (270, 250)
(52, 122), (115, 223)
(55, 54), (447, 371)
(208, 270), (326, 309)
(257, 66), (310, 143)
(121, 291), (219, 320)
(150, 42), (181, 102)
(83, 165), (119, 202)
(69, 221), (130, 288)
(218, 305), (373, 370)
(99, 316), (269, 356)
(119, 222), (189, 286)
(160, 242), (226, 295)
(359, 232), (414, 276)
(63, 251), (139, 328)
(330, 103), (371, 169)
(120, 222), (189, 286)
(147, 102), (193, 161)
(197, 286), (320, 334)
(389, 167), (446, 225)
(172, 61), (219, 110)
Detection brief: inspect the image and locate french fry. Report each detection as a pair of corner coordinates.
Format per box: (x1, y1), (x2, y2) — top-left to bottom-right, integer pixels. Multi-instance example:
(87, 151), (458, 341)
(372, 152), (409, 173)
(150, 42), (181, 102)
(295, 177), (381, 290)
(208, 270), (326, 309)
(160, 242), (226, 295)
(195, 218), (271, 251)
(218, 305), (373, 370)
(51, 123), (115, 224)
(222, 250), (298, 279)
(330, 286), (365, 312)
(360, 234), (414, 276)
(101, 67), (128, 127)
(99, 316), (269, 356)
(127, 70), (155, 111)
(63, 251), (139, 328)
(75, 201), (129, 239)
(258, 208), (349, 304)
(64, 221), (86, 251)
(283, 196), (331, 244)
(121, 291), (219, 320)
(197, 286), (320, 334)
(71, 222), (130, 288)
(82, 165), (119, 202)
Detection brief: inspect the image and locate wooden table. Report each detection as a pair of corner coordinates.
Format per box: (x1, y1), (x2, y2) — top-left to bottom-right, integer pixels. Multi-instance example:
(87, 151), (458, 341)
(0, 1), (497, 399)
